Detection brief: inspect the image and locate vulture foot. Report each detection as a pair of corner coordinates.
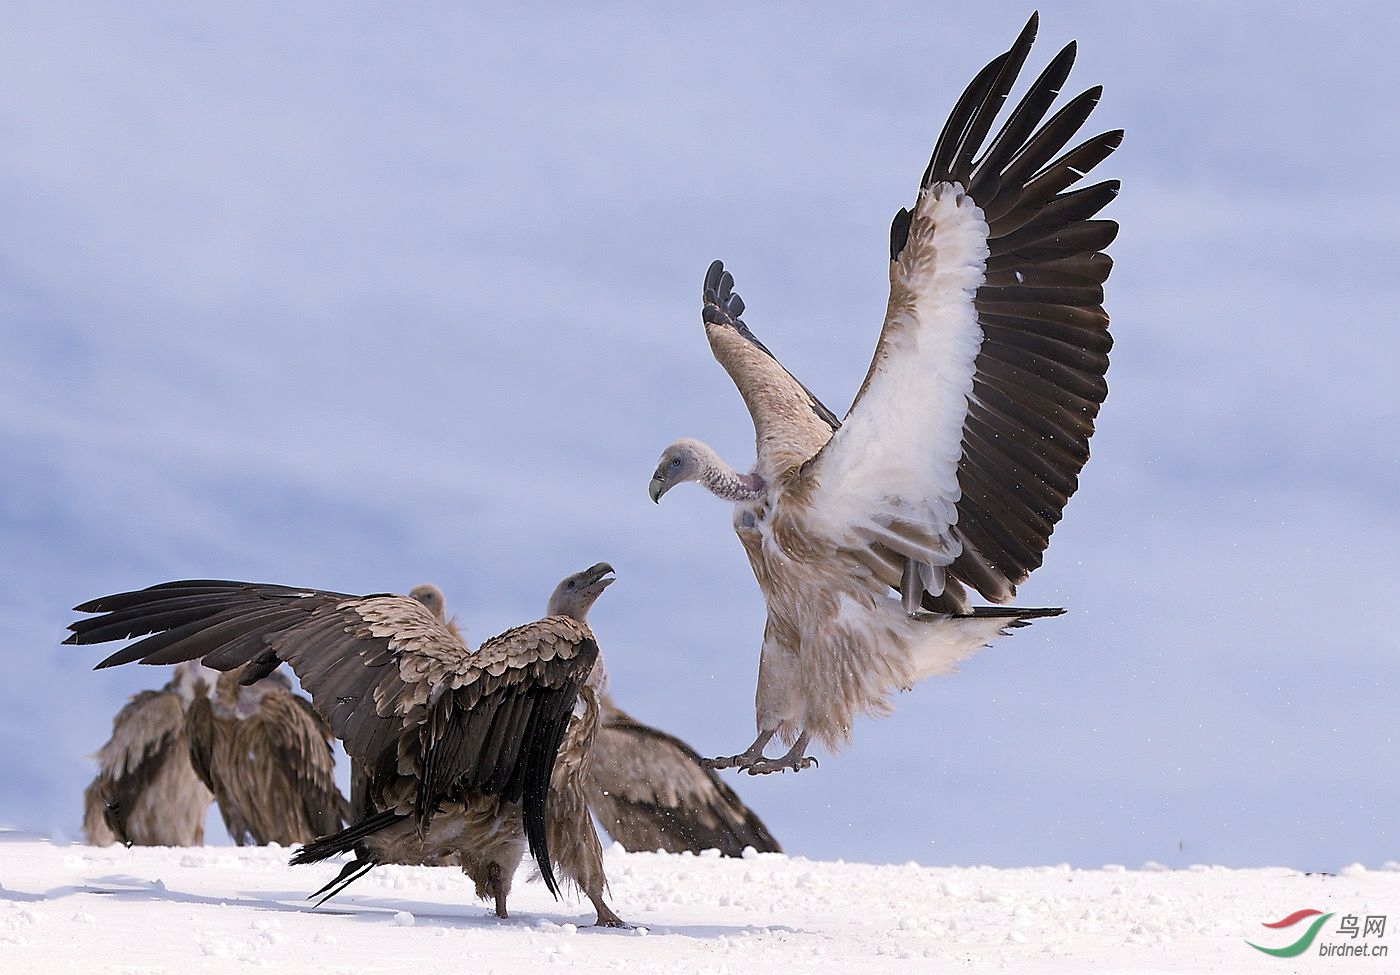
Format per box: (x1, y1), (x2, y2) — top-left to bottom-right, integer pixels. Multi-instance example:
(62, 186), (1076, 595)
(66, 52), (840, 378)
(706, 732), (816, 775)
(702, 729), (776, 772)
(745, 754), (818, 776)
(589, 894), (629, 928)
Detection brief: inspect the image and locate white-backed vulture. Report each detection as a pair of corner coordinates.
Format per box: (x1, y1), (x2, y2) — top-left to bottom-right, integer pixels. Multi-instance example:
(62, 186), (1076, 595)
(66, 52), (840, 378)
(185, 666), (349, 846)
(66, 563), (626, 926)
(82, 661), (215, 846)
(409, 585), (781, 857)
(648, 15), (1120, 773)
(587, 694), (781, 856)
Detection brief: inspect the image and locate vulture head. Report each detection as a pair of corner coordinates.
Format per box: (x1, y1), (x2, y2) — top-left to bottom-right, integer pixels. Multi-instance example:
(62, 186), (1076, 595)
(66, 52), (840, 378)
(408, 583), (447, 619)
(648, 439), (710, 503)
(546, 562), (616, 621)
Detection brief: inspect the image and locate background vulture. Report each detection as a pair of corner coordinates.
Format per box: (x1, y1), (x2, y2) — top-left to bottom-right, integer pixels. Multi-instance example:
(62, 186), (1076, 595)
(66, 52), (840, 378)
(81, 660), (214, 847)
(649, 13), (1120, 773)
(587, 694), (781, 856)
(66, 563), (625, 926)
(411, 585), (781, 857)
(185, 665), (349, 846)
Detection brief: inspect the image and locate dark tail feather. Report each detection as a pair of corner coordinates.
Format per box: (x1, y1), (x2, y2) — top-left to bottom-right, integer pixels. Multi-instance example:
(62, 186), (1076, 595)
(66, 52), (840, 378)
(290, 808), (405, 866)
(307, 856), (377, 907)
(966, 606), (1065, 628)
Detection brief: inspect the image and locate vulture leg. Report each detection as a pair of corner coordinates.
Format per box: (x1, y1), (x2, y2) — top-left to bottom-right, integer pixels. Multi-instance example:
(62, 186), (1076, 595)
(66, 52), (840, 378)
(591, 895), (628, 929)
(487, 861), (508, 919)
(744, 733), (817, 777)
(702, 729), (775, 772)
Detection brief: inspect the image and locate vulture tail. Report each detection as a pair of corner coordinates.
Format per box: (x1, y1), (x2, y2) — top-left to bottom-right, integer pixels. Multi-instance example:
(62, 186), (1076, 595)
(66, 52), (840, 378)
(290, 808), (404, 866)
(307, 856), (377, 907)
(906, 605), (1064, 681)
(964, 605), (1065, 628)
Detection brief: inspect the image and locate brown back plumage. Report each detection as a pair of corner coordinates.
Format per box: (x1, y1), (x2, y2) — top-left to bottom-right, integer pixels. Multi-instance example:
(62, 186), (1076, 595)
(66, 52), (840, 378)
(185, 668), (349, 845)
(586, 694), (780, 856)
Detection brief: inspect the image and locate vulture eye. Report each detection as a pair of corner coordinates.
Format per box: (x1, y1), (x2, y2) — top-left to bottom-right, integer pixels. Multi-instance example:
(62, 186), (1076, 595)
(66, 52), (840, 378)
(567, 581), (576, 590)
(669, 457), (682, 469)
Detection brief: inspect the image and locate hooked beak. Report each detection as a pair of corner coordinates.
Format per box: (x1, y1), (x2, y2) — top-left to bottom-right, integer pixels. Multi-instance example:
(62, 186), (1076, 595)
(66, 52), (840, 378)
(585, 562), (616, 590)
(648, 476), (665, 504)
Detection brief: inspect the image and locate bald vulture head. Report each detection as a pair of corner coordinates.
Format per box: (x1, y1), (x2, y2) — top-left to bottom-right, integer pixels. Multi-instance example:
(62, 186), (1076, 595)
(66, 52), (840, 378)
(546, 563), (616, 622)
(648, 439), (709, 503)
(650, 439), (763, 504)
(409, 583), (448, 619)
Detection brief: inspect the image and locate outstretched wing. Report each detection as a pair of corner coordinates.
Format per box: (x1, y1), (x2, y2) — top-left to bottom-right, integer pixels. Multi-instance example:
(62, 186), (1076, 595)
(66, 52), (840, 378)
(800, 13), (1120, 611)
(700, 261), (841, 478)
(66, 579), (597, 893)
(585, 699), (781, 856)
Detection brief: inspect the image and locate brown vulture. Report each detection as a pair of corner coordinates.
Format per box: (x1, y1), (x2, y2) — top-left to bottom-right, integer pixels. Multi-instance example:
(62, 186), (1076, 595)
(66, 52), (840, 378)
(184, 665), (350, 846)
(648, 14), (1120, 773)
(81, 661), (215, 846)
(409, 585), (781, 856)
(587, 693), (782, 856)
(65, 563), (625, 926)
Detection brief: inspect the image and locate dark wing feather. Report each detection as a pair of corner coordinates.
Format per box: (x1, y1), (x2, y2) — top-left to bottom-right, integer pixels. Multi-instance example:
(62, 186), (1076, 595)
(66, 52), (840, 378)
(585, 702), (780, 856)
(183, 694), (218, 796)
(887, 13), (1120, 606)
(68, 581), (439, 770)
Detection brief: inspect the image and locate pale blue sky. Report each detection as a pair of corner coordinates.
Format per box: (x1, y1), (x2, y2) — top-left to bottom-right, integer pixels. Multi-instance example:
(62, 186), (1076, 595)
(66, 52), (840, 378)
(2, 2), (1396, 870)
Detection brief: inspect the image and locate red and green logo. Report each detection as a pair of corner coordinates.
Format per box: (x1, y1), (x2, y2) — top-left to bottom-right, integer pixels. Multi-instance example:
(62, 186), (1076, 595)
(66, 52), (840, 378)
(1246, 909), (1334, 957)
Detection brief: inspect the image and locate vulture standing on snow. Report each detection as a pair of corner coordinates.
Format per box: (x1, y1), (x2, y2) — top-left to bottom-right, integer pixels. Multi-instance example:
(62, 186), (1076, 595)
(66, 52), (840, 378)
(586, 693), (781, 855)
(185, 666), (349, 846)
(82, 661), (215, 846)
(410, 584), (781, 856)
(649, 14), (1120, 774)
(66, 563), (626, 927)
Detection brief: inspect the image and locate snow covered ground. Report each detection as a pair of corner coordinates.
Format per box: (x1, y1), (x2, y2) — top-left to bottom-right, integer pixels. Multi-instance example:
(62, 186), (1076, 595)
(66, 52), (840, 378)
(1, 835), (1396, 973)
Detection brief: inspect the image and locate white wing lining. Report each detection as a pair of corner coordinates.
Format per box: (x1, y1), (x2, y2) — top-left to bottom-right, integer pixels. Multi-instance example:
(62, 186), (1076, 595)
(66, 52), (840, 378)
(803, 181), (989, 595)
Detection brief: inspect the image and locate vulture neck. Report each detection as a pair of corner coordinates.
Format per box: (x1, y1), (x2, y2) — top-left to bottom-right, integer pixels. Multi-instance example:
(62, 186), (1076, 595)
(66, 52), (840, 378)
(696, 444), (766, 503)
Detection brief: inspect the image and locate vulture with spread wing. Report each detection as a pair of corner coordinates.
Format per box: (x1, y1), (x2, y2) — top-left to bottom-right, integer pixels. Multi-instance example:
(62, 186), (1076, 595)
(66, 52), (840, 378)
(66, 563), (625, 926)
(82, 661), (215, 846)
(185, 666), (349, 846)
(410, 585), (780, 856)
(649, 14), (1120, 774)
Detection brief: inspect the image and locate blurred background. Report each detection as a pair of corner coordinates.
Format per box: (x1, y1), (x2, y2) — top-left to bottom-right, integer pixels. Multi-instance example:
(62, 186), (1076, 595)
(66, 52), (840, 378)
(2, 1), (1396, 870)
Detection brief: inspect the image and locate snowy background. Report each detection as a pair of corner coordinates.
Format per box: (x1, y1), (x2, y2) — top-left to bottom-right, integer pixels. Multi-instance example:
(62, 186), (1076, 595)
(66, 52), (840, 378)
(2, 0), (1397, 873)
(5, 838), (1398, 973)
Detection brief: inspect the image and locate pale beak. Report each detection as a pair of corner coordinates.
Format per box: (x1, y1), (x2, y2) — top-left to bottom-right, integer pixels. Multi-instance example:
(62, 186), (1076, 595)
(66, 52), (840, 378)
(648, 476), (665, 504)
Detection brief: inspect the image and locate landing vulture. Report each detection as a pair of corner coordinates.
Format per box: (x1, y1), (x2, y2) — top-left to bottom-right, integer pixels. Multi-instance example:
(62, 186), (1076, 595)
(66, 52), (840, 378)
(185, 666), (349, 846)
(649, 14), (1120, 773)
(81, 661), (215, 846)
(66, 564), (624, 926)
(410, 585), (781, 856)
